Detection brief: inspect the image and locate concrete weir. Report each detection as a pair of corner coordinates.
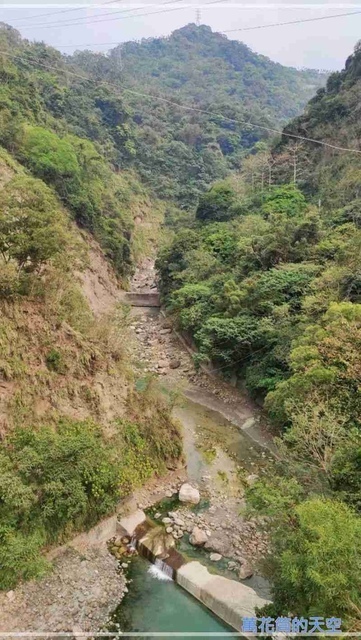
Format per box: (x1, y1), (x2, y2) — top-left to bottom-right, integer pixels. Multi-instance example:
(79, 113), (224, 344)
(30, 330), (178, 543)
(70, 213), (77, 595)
(117, 511), (269, 631)
(117, 509), (147, 538)
(177, 561), (270, 631)
(122, 292), (160, 307)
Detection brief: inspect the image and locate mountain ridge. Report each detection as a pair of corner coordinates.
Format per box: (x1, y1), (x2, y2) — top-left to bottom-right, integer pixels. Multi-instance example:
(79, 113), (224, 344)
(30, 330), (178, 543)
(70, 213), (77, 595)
(71, 23), (328, 205)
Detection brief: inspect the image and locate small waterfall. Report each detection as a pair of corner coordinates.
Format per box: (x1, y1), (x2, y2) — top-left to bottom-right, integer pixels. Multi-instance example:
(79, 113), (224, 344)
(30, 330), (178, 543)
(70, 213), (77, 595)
(148, 558), (173, 581)
(129, 519), (185, 582)
(129, 534), (137, 551)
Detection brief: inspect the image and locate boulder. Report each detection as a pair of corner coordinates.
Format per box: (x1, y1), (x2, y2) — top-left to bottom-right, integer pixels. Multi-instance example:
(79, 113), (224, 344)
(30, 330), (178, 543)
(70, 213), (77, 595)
(189, 526), (208, 546)
(179, 483), (200, 505)
(204, 534), (233, 557)
(210, 553), (222, 562)
(173, 517), (185, 527)
(239, 561), (253, 580)
(117, 510), (146, 538)
(169, 359), (181, 369)
(246, 473), (259, 487)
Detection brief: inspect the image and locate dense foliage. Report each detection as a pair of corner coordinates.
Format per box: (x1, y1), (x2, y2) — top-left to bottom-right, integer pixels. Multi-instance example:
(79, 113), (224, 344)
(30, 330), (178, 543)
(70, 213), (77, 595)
(0, 25), (152, 278)
(251, 493), (361, 622)
(0, 405), (181, 589)
(0, 146), (182, 588)
(111, 24), (326, 205)
(157, 42), (361, 627)
(1, 17), (359, 617)
(0, 22), (326, 217)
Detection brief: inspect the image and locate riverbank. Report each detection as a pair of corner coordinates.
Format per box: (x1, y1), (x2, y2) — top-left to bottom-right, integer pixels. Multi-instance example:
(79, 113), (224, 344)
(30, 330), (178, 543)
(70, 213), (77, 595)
(0, 467), (187, 634)
(0, 259), (275, 635)
(0, 547), (125, 634)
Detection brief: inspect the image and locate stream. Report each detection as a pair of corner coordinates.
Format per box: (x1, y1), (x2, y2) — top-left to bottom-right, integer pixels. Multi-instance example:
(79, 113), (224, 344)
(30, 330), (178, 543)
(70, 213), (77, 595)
(109, 395), (271, 636)
(117, 266), (273, 635)
(109, 556), (232, 637)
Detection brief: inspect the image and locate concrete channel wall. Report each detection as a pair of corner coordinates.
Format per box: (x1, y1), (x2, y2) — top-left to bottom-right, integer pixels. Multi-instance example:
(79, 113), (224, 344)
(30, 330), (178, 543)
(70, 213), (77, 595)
(177, 561), (270, 631)
(117, 512), (270, 632)
(123, 292), (160, 307)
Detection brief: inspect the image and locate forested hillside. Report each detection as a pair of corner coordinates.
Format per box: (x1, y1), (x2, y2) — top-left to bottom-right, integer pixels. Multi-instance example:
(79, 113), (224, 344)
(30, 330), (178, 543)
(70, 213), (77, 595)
(157, 42), (361, 628)
(0, 24), (182, 588)
(0, 18), (311, 593)
(0, 22), (326, 222)
(73, 24), (326, 205)
(1, 16), (357, 620)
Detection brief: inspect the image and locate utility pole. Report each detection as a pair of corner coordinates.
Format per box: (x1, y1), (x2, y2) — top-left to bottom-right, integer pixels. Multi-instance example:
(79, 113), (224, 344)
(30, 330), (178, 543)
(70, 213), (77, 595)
(196, 8), (201, 25)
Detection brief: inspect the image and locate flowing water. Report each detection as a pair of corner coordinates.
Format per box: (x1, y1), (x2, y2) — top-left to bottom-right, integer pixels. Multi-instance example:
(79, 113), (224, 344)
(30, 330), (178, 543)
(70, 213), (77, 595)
(148, 560), (173, 581)
(108, 397), (271, 637)
(109, 556), (233, 638)
(120, 301), (273, 635)
(173, 396), (272, 488)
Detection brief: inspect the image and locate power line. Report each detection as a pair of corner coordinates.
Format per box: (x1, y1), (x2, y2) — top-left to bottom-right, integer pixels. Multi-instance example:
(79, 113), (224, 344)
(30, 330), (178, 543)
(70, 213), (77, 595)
(57, 41), (124, 49)
(99, 87), (361, 155)
(4, 0), (122, 24)
(43, 7), (361, 49)
(0, 47), (360, 155)
(10, 1), (177, 30)
(11, 0), (228, 32)
(223, 8), (361, 33)
(210, 343), (271, 374)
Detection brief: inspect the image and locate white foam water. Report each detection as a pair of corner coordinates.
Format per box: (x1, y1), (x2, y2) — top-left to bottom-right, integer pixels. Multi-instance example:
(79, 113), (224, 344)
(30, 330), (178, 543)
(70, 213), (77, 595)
(148, 559), (173, 581)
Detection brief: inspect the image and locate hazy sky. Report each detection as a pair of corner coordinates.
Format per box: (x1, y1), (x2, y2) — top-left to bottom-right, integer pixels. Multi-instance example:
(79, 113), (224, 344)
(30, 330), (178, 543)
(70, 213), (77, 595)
(1, 0), (361, 70)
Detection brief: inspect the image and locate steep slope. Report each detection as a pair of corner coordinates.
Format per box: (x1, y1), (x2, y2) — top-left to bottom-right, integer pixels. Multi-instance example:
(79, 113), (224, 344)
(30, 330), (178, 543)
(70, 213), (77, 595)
(73, 24), (326, 205)
(0, 23), (166, 281)
(119, 24), (324, 120)
(0, 24), (184, 591)
(0, 147), (181, 590)
(102, 24), (326, 205)
(269, 40), (361, 210)
(0, 23), (326, 210)
(156, 43), (361, 628)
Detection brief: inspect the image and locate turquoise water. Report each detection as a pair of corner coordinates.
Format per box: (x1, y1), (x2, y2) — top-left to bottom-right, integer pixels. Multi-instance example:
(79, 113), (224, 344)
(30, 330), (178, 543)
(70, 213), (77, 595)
(109, 556), (233, 639)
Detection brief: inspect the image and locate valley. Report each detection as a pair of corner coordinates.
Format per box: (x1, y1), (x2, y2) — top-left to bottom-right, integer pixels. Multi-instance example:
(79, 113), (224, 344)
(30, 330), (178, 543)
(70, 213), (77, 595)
(0, 255), (274, 634)
(0, 15), (360, 634)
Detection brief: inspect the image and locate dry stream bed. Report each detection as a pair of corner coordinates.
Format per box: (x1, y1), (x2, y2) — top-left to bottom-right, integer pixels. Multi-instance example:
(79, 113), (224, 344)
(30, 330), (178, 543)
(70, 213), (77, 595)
(0, 262), (274, 635)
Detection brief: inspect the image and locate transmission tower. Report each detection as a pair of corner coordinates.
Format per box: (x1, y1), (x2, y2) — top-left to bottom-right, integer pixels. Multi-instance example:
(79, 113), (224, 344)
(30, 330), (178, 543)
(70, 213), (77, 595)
(196, 8), (201, 26)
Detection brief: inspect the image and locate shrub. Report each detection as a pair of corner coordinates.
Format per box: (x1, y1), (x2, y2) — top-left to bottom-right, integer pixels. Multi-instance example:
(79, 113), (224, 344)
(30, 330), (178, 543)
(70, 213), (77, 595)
(0, 175), (69, 272)
(0, 260), (19, 297)
(0, 526), (48, 590)
(0, 405), (182, 589)
(45, 348), (65, 373)
(21, 125), (79, 183)
(267, 498), (361, 623)
(0, 419), (121, 587)
(196, 182), (237, 223)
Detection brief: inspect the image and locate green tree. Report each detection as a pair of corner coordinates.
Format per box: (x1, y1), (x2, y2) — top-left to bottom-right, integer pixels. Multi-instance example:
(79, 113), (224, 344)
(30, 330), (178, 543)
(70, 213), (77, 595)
(21, 125), (79, 183)
(196, 182), (237, 223)
(266, 302), (361, 427)
(0, 175), (69, 273)
(261, 184), (307, 218)
(268, 498), (361, 625)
